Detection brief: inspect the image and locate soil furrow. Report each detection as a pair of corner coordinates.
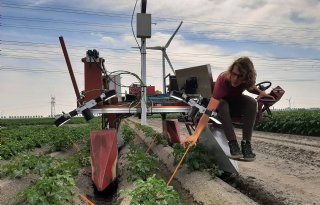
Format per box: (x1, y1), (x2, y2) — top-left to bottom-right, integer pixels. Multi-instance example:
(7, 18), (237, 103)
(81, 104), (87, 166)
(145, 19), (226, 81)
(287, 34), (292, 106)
(143, 118), (320, 205)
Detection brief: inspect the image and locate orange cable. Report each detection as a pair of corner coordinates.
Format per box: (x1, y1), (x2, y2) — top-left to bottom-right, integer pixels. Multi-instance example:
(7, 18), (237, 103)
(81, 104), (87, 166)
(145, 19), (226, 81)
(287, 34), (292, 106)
(166, 144), (192, 186)
(80, 194), (95, 205)
(146, 139), (155, 153)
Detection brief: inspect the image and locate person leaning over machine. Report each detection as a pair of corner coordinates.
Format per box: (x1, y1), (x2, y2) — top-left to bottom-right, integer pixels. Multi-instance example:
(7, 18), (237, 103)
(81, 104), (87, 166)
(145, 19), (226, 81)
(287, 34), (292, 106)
(213, 57), (274, 161)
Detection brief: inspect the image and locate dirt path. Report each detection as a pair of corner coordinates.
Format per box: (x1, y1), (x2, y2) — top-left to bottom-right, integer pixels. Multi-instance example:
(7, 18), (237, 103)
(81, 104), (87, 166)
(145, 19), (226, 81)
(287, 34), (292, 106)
(144, 118), (320, 205)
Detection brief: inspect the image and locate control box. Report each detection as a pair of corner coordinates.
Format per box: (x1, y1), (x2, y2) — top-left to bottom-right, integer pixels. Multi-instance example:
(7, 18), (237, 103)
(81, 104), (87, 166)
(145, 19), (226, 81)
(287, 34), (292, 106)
(137, 13), (151, 38)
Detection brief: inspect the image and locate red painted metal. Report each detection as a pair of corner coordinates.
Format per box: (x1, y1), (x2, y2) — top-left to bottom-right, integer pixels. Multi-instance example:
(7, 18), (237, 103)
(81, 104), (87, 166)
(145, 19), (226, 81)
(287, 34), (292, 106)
(129, 85), (156, 95)
(59, 36), (82, 106)
(147, 86), (156, 94)
(163, 120), (181, 144)
(106, 114), (118, 128)
(257, 86), (285, 121)
(90, 129), (118, 191)
(82, 57), (104, 103)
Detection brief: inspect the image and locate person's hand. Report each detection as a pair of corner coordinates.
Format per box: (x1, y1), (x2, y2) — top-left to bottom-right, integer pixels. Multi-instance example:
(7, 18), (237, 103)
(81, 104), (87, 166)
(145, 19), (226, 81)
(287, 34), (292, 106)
(257, 91), (275, 101)
(181, 134), (198, 148)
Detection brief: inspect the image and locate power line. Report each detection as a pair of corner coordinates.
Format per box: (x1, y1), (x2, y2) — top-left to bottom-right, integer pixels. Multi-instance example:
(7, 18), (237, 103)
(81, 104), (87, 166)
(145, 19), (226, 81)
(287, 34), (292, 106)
(3, 15), (319, 35)
(2, 2), (319, 32)
(2, 15), (131, 29)
(1, 2), (131, 19)
(2, 53), (319, 72)
(2, 45), (319, 72)
(1, 4), (319, 77)
(2, 22), (319, 47)
(3, 24), (123, 35)
(2, 3), (319, 48)
(0, 66), (83, 74)
(2, 40), (320, 62)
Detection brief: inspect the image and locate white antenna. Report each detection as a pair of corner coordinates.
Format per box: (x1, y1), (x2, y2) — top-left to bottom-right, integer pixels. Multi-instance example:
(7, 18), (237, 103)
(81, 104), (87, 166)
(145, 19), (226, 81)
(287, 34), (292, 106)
(147, 21), (183, 93)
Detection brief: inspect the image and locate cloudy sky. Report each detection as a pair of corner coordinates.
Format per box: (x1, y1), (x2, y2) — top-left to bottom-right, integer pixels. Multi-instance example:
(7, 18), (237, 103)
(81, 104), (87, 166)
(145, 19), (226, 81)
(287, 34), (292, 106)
(1, 0), (320, 117)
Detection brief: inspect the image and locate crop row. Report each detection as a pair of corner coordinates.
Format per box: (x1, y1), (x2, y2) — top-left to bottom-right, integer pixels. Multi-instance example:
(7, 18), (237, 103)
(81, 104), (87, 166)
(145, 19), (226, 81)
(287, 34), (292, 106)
(134, 123), (223, 178)
(0, 120), (97, 204)
(1, 150), (90, 204)
(119, 121), (223, 204)
(144, 109), (320, 137)
(0, 118), (100, 160)
(119, 123), (181, 204)
(0, 117), (89, 128)
(255, 109), (320, 136)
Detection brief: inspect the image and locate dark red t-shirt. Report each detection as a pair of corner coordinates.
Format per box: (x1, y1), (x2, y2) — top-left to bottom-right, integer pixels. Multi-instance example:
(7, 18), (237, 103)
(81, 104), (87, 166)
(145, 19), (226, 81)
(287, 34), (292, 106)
(212, 72), (245, 100)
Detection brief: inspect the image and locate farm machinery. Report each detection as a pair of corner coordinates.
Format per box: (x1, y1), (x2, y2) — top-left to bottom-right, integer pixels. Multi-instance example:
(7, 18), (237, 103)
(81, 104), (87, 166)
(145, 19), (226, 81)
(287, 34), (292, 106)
(55, 37), (190, 191)
(55, 35), (284, 191)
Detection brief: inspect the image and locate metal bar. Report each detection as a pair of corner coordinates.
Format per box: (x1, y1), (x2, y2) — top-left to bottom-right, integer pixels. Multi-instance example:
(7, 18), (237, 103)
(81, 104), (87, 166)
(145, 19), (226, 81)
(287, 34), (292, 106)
(91, 106), (190, 114)
(59, 36), (82, 106)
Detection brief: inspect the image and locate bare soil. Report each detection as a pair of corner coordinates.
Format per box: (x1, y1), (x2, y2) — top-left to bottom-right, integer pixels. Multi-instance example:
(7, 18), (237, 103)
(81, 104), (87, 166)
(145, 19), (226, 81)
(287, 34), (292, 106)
(145, 118), (320, 205)
(0, 147), (86, 205)
(1, 119), (319, 205)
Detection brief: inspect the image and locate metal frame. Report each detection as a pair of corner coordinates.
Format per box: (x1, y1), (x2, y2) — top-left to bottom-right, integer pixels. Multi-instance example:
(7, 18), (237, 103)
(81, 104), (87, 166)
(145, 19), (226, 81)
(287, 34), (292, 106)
(91, 105), (190, 114)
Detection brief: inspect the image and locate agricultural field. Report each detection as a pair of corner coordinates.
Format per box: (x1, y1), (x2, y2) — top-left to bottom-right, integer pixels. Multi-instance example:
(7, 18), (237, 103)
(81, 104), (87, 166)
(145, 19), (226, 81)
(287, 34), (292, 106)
(0, 117), (204, 205)
(151, 109), (320, 137)
(0, 117), (99, 205)
(255, 109), (320, 136)
(1, 109), (320, 205)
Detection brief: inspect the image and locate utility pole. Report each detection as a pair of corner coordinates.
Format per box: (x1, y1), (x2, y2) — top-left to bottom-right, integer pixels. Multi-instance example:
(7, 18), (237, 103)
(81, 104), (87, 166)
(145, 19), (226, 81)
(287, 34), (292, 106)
(141, 38), (147, 125)
(137, 0), (151, 125)
(51, 95), (56, 117)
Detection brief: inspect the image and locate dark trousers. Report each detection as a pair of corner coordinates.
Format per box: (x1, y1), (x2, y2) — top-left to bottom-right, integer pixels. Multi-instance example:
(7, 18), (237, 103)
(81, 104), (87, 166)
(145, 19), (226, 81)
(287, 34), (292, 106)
(217, 95), (257, 141)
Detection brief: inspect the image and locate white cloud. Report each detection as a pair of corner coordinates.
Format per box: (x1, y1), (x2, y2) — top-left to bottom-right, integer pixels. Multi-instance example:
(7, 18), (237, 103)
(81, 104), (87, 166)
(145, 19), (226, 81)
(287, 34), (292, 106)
(1, 0), (320, 116)
(101, 36), (117, 45)
(146, 0), (320, 50)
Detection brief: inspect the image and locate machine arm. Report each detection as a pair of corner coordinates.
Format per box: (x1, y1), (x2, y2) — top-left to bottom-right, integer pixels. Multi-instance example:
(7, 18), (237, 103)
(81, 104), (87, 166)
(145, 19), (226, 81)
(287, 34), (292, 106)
(170, 91), (220, 146)
(54, 90), (116, 127)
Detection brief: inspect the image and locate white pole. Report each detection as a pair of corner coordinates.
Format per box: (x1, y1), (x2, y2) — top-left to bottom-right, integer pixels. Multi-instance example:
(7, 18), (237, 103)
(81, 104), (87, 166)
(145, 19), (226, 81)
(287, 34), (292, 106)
(162, 52), (166, 94)
(141, 38), (147, 125)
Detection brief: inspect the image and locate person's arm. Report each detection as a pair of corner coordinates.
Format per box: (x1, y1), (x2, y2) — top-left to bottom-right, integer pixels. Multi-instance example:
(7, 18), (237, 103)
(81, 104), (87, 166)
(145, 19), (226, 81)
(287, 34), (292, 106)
(247, 85), (274, 100)
(212, 72), (226, 100)
(181, 97), (220, 147)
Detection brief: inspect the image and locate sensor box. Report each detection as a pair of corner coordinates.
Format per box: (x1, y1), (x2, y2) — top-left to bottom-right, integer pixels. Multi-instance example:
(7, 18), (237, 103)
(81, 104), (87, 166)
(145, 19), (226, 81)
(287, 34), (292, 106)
(137, 13), (151, 38)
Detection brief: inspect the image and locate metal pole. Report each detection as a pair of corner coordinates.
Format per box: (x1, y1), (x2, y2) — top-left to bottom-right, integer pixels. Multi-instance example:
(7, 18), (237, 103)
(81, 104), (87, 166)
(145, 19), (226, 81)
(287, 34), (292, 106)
(162, 52), (166, 94)
(141, 38), (147, 125)
(59, 36), (82, 106)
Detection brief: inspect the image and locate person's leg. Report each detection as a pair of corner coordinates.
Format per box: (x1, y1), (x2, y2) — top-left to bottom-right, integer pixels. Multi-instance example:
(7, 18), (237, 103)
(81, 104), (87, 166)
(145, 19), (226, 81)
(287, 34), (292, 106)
(217, 100), (237, 141)
(217, 100), (242, 158)
(240, 95), (257, 141)
(228, 95), (257, 161)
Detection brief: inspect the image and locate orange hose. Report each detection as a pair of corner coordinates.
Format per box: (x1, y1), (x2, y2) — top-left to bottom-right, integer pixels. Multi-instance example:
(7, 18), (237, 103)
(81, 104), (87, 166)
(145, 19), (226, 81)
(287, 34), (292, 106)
(166, 144), (192, 186)
(80, 194), (95, 205)
(146, 139), (155, 153)
(166, 97), (220, 185)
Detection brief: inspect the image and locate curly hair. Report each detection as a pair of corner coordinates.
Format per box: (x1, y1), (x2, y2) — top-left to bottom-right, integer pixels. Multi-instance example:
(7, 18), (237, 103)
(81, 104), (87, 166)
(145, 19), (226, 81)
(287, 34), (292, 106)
(227, 57), (256, 88)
